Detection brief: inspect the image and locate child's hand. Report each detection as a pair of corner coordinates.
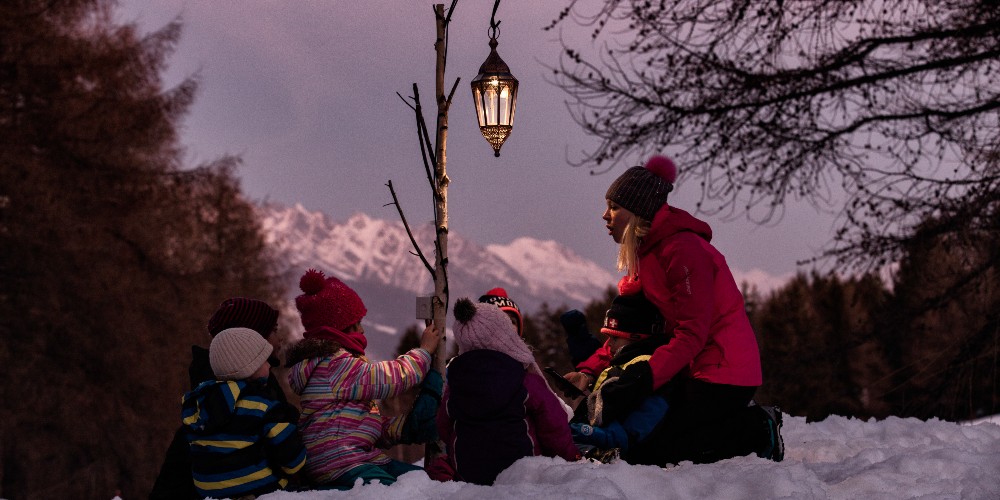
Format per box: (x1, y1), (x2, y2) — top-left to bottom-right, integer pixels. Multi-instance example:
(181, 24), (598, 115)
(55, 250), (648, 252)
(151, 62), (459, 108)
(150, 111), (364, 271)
(419, 323), (443, 353)
(563, 371), (594, 392)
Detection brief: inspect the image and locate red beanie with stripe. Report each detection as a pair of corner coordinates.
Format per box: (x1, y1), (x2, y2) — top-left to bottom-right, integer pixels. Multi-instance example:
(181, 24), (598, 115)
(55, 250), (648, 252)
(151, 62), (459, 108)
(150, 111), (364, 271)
(478, 287), (523, 337)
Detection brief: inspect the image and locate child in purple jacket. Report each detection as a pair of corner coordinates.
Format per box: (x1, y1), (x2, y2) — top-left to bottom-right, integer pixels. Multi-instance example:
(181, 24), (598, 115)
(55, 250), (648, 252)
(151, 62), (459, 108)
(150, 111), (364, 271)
(430, 298), (580, 485)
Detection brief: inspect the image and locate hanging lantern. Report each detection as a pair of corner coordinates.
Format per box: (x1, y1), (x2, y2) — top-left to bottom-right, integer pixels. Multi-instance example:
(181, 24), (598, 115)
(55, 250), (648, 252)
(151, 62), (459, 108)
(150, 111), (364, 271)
(471, 33), (518, 157)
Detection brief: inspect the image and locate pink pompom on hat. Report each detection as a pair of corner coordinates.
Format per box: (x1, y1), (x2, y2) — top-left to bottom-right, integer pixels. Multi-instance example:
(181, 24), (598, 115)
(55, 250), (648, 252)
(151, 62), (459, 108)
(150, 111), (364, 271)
(605, 155), (678, 221)
(295, 269), (367, 334)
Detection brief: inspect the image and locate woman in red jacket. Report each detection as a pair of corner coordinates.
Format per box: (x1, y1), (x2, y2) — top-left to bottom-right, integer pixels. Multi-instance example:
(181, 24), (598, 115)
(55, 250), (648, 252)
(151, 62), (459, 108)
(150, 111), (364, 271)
(566, 155), (782, 464)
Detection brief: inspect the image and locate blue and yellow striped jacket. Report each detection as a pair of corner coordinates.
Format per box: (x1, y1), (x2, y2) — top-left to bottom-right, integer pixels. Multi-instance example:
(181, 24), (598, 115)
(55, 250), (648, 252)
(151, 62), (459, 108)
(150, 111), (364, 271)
(182, 379), (306, 498)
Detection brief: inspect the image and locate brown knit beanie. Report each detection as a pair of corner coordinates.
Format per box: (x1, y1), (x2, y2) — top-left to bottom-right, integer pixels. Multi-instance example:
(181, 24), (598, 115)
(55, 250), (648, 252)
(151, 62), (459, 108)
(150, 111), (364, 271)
(209, 327), (274, 381)
(605, 155), (678, 221)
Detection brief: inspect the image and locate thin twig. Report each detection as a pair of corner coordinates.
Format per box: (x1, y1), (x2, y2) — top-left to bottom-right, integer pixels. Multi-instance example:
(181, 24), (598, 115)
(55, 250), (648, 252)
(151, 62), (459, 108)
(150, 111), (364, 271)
(384, 180), (435, 279)
(445, 77), (461, 108)
(443, 0), (458, 23)
(395, 91), (417, 112)
(411, 84), (438, 196)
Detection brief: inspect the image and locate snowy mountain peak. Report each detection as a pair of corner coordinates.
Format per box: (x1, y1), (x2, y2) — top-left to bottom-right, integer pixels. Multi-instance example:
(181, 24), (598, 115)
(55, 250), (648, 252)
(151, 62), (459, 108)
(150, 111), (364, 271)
(261, 202), (616, 307)
(258, 202), (617, 359)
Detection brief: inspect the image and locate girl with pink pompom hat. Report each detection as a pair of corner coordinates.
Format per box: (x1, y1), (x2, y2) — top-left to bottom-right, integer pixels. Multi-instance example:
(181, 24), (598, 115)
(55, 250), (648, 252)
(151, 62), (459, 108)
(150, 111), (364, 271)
(564, 154), (783, 466)
(284, 268), (446, 488)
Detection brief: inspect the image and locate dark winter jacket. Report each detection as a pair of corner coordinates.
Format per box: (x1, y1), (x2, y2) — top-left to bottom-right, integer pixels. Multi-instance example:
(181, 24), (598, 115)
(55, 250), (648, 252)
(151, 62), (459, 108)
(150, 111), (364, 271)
(586, 335), (671, 426)
(578, 206), (762, 390)
(181, 379), (306, 499)
(436, 350), (579, 485)
(150, 346), (294, 500)
(571, 335), (673, 461)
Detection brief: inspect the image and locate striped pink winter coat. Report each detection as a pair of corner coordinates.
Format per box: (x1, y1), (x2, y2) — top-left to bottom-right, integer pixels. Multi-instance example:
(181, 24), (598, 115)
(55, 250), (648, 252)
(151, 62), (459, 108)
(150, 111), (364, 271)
(286, 338), (432, 484)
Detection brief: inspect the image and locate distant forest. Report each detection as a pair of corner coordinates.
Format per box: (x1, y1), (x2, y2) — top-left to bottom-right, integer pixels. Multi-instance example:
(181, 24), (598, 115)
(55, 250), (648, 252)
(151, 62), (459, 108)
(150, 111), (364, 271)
(397, 237), (1000, 425)
(1, 1), (283, 498)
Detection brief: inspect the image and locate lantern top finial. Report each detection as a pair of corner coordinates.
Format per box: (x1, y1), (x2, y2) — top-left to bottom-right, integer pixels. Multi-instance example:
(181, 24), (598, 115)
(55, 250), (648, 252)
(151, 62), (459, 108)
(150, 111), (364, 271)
(473, 37), (514, 82)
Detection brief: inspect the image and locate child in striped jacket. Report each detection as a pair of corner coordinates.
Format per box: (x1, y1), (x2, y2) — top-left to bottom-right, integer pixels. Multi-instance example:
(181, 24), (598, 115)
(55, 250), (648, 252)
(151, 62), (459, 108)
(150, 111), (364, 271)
(285, 269), (443, 488)
(181, 327), (306, 499)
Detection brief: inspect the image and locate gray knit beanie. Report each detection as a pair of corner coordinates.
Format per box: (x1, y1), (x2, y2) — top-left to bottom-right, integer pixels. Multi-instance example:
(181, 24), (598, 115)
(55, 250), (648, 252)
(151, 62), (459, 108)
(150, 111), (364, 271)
(605, 155), (678, 221)
(209, 327), (274, 381)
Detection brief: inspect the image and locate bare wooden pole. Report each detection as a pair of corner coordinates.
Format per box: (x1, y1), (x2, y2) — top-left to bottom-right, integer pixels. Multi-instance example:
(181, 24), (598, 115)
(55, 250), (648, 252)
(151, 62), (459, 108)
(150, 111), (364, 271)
(431, 3), (450, 376)
(416, 3), (454, 464)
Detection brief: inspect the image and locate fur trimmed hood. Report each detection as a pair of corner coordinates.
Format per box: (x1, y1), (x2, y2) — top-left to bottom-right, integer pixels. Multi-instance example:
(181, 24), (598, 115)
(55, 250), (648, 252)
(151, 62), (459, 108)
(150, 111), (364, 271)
(284, 337), (344, 368)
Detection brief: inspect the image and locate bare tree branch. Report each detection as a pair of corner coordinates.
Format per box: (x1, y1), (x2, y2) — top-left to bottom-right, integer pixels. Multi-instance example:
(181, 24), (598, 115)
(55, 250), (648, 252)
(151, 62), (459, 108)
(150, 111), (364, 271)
(384, 180), (435, 280)
(549, 0), (1000, 270)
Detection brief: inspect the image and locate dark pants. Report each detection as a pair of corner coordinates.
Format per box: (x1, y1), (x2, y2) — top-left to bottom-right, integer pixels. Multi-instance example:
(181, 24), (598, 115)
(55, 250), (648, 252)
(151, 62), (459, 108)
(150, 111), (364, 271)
(628, 378), (759, 466)
(149, 427), (198, 500)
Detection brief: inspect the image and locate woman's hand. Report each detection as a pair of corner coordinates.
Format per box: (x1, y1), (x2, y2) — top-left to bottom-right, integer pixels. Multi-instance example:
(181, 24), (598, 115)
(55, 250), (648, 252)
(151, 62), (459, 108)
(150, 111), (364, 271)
(419, 322), (443, 354)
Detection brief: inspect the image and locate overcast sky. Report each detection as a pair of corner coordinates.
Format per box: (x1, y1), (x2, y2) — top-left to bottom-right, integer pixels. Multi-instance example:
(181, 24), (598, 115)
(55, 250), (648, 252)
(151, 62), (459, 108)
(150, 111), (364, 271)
(113, 0), (840, 287)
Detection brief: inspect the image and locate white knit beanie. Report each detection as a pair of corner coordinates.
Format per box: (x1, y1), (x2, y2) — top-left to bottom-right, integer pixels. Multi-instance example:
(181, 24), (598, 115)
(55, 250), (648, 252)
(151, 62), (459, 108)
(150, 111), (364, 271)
(209, 327), (274, 381)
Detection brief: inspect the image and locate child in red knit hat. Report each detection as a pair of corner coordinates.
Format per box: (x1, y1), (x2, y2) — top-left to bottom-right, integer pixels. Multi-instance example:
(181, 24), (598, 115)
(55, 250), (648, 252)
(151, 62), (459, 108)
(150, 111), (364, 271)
(285, 269), (444, 489)
(478, 287), (524, 337)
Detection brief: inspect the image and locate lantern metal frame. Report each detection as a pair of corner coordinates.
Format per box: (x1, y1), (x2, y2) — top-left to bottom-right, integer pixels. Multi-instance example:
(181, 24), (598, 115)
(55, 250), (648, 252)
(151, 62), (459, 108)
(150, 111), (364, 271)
(470, 2), (518, 157)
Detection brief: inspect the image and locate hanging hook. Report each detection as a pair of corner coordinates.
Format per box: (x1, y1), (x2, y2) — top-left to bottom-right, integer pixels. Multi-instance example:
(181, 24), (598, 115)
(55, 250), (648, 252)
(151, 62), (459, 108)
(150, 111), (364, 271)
(488, 0), (501, 39)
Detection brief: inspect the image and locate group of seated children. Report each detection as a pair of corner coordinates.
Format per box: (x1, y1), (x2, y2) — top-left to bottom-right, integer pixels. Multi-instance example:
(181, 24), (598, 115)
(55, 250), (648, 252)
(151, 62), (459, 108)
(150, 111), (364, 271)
(156, 268), (783, 498)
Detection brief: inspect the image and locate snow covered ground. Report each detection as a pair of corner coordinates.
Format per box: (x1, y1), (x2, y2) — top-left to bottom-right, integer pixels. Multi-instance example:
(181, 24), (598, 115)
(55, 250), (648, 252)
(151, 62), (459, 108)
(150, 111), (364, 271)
(254, 414), (1000, 500)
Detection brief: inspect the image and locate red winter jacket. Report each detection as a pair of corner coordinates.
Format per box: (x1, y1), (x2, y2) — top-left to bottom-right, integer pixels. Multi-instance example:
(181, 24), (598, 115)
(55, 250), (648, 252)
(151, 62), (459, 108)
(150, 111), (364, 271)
(578, 206), (762, 390)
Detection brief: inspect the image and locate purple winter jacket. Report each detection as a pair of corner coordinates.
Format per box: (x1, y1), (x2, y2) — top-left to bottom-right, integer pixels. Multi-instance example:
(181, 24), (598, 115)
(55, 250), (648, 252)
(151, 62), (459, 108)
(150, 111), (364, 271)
(436, 349), (579, 485)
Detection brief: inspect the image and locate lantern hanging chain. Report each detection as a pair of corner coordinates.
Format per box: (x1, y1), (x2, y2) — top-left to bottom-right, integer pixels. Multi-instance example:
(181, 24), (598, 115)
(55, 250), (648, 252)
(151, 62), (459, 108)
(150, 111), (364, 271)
(489, 0), (501, 40)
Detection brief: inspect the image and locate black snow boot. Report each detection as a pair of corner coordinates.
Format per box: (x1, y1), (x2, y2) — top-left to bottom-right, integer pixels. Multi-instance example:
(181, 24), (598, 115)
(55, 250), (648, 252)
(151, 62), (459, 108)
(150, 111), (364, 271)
(755, 405), (785, 462)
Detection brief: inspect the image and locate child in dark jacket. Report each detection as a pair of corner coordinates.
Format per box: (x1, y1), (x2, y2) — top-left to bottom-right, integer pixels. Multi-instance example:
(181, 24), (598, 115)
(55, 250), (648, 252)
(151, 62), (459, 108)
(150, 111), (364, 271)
(569, 293), (784, 465)
(151, 297), (288, 500)
(182, 327), (306, 499)
(567, 293), (673, 463)
(430, 298), (580, 486)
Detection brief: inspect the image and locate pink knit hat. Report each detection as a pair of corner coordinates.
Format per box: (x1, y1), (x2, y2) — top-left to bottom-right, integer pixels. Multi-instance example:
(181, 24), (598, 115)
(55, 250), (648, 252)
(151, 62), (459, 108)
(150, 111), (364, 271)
(295, 269), (367, 333)
(453, 298), (534, 365)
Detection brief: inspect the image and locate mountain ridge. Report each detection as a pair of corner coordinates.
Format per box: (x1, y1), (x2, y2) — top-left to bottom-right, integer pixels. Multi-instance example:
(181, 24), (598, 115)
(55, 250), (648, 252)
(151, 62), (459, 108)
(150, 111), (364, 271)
(259, 202), (618, 360)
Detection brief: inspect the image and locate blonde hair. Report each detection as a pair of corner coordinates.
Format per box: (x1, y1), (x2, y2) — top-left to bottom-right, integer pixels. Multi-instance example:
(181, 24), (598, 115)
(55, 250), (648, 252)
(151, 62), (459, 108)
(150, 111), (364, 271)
(617, 216), (651, 276)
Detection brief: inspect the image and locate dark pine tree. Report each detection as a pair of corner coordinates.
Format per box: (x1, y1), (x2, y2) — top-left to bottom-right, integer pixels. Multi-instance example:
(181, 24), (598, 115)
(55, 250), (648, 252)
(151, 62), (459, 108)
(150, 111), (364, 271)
(0, 2), (282, 497)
